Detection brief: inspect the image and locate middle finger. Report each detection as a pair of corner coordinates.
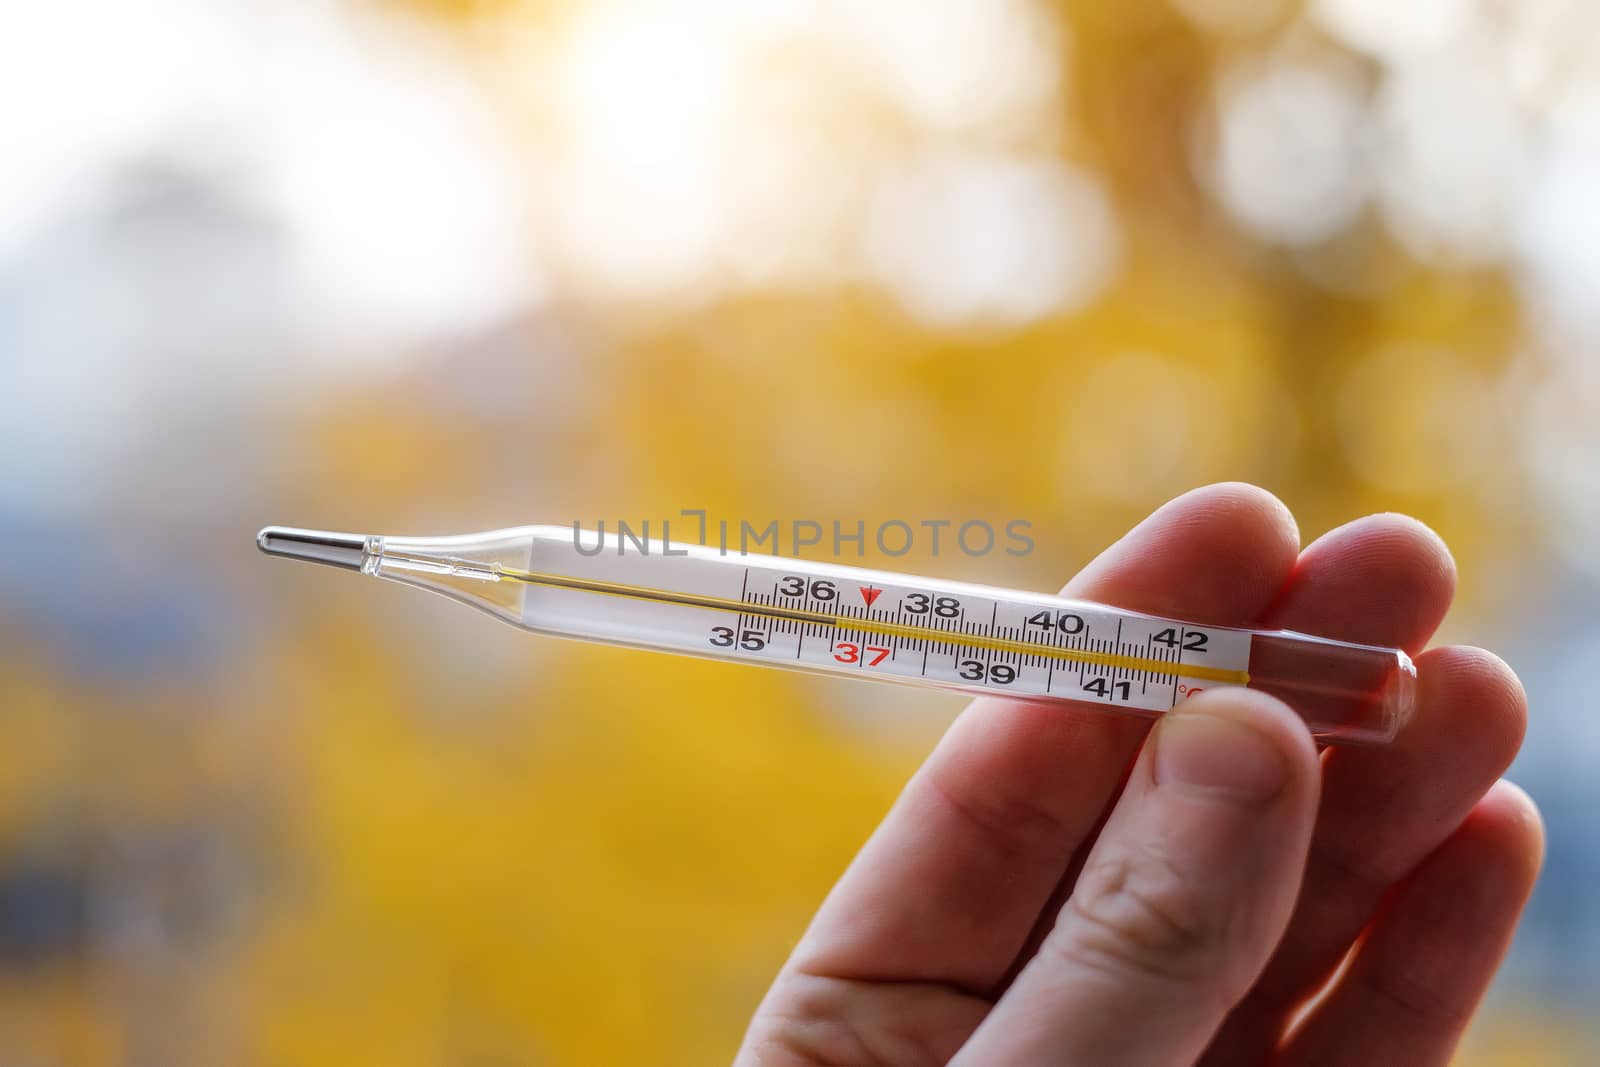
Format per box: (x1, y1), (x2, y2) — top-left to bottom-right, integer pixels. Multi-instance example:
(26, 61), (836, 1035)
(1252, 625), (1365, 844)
(1199, 515), (1526, 1063)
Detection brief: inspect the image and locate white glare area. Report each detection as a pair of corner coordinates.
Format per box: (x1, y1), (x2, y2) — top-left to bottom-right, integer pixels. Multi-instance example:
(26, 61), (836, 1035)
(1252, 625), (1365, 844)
(1336, 346), (1497, 493)
(546, 4), (731, 299)
(0, 0), (240, 258)
(714, 83), (881, 288)
(1513, 84), (1600, 339)
(838, 0), (1063, 141)
(1206, 60), (1371, 245)
(256, 11), (543, 352)
(863, 154), (1120, 327)
(1312, 0), (1472, 61)
(0, 0), (547, 515)
(1499, 2), (1600, 105)
(512, 0), (1089, 321)
(1375, 54), (1525, 265)
(0, 1), (543, 363)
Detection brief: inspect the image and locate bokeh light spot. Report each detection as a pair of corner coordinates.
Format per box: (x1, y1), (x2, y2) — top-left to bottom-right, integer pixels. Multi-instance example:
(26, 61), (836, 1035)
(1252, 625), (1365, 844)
(864, 153), (1121, 327)
(1206, 58), (1371, 246)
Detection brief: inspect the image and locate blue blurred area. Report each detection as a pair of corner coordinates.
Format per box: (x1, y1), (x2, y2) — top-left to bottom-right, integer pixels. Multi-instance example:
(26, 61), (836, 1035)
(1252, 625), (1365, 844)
(0, 512), (235, 683)
(0, 860), (85, 969)
(1502, 587), (1600, 1012)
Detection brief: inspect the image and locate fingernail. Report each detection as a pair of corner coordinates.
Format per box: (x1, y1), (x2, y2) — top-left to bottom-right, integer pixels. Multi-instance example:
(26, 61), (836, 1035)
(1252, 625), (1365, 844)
(1155, 709), (1291, 801)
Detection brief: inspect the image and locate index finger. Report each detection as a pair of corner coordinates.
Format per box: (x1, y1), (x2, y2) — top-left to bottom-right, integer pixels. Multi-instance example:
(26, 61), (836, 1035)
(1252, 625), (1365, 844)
(788, 483), (1302, 994)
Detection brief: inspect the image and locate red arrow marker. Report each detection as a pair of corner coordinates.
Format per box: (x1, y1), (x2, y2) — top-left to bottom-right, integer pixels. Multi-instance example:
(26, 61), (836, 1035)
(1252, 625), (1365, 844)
(859, 586), (883, 608)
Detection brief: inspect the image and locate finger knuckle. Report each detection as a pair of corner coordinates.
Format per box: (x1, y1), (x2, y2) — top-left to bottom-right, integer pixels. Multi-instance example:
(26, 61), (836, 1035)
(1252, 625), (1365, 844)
(741, 974), (977, 1067)
(1051, 848), (1227, 988)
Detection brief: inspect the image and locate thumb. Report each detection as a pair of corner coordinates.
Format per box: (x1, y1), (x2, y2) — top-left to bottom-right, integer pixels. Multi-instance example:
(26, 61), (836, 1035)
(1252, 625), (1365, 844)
(954, 689), (1320, 1067)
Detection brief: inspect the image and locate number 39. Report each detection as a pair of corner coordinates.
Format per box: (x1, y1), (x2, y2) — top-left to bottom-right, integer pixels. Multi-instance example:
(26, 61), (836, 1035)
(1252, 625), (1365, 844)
(958, 660), (1016, 685)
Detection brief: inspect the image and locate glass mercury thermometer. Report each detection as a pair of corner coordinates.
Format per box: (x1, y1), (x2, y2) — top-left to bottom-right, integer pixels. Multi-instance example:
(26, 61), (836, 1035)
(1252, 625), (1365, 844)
(257, 524), (1416, 745)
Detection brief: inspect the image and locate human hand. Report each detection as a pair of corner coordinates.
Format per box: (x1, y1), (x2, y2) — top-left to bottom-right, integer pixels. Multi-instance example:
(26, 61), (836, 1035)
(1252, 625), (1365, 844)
(737, 484), (1540, 1066)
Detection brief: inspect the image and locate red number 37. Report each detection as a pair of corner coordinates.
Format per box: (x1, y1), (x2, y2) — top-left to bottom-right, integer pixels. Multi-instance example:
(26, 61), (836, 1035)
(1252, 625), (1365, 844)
(834, 642), (891, 666)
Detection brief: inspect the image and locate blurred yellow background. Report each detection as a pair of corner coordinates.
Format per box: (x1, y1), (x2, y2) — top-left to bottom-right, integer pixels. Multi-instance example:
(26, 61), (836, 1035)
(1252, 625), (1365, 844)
(2, 0), (1598, 1063)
